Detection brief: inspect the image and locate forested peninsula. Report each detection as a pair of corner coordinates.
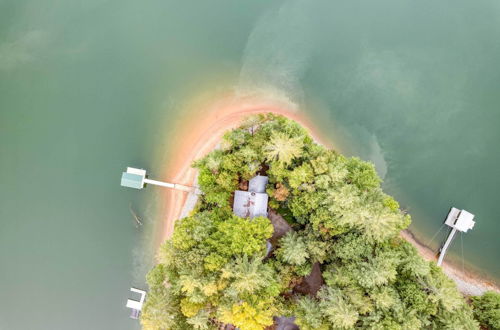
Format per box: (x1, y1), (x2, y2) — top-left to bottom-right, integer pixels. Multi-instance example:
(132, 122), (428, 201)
(141, 114), (499, 330)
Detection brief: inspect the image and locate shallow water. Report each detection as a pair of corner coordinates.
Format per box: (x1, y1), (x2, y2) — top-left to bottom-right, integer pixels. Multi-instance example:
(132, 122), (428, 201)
(1, 0), (499, 329)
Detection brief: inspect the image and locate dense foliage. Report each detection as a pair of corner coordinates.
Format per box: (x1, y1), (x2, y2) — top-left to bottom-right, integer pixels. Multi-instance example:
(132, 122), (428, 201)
(141, 114), (485, 329)
(471, 291), (500, 329)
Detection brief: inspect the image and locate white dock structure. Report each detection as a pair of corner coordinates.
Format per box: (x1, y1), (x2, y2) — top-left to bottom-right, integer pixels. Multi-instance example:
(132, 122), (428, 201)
(120, 167), (200, 194)
(437, 207), (475, 267)
(126, 287), (147, 319)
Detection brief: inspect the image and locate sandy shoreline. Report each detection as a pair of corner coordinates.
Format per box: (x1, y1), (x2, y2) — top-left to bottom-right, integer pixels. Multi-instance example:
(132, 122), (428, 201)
(158, 93), (331, 242)
(157, 93), (498, 296)
(400, 230), (499, 295)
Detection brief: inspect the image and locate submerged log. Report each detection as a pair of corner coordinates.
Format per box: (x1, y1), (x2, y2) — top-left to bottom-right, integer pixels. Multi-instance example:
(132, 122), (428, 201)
(129, 204), (143, 227)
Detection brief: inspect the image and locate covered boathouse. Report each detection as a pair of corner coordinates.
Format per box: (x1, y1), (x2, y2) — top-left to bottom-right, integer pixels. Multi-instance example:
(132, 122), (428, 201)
(126, 287), (147, 319)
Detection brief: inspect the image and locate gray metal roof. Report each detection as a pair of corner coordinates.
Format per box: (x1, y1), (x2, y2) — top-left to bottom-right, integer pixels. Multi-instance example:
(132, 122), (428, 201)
(274, 316), (299, 330)
(249, 175), (268, 193)
(233, 190), (268, 218)
(121, 172), (144, 189)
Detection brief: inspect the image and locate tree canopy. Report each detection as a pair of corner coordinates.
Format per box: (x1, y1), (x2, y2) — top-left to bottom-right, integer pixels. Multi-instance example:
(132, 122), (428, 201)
(141, 114), (489, 330)
(471, 291), (500, 329)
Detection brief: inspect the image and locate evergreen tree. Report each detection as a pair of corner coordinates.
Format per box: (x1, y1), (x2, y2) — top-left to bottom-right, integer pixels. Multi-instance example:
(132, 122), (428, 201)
(140, 114), (485, 330)
(263, 131), (304, 166)
(471, 291), (500, 329)
(277, 232), (309, 266)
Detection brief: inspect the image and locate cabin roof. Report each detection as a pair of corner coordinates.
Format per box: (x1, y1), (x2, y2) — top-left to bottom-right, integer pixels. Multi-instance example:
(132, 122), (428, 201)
(249, 175), (268, 193)
(233, 191), (268, 219)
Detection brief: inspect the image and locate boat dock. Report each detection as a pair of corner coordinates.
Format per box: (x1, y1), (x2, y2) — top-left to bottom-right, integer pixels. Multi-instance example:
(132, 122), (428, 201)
(437, 207), (475, 266)
(126, 287), (147, 319)
(120, 167), (201, 194)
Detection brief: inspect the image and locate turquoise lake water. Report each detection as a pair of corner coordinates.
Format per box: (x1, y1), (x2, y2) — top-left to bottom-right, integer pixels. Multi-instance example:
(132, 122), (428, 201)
(1, 1), (499, 329)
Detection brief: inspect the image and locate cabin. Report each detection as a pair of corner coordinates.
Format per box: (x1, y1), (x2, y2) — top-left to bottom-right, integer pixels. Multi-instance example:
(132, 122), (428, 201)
(232, 175), (269, 219)
(233, 191), (269, 218)
(126, 287), (147, 319)
(229, 176), (318, 329)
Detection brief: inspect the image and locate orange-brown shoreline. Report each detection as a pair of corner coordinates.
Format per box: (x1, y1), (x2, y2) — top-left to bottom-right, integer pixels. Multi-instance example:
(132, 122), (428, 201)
(401, 230), (500, 295)
(156, 93), (499, 296)
(158, 94), (331, 243)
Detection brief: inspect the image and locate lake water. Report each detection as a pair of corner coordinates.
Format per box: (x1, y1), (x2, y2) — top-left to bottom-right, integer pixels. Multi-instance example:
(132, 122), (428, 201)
(1, 0), (499, 329)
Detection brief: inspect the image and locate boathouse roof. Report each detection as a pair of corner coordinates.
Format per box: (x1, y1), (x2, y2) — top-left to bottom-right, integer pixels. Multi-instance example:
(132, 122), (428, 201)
(454, 210), (475, 232)
(121, 167), (146, 189)
(121, 172), (144, 189)
(126, 287), (147, 319)
(444, 207), (475, 232)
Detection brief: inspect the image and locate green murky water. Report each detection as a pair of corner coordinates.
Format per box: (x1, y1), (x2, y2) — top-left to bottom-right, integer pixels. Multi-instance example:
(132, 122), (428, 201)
(1, 0), (499, 329)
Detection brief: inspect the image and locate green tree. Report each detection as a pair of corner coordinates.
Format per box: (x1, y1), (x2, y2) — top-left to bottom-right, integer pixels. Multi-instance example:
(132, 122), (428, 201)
(294, 296), (328, 330)
(186, 310), (211, 330)
(471, 291), (500, 329)
(277, 232), (309, 266)
(288, 162), (314, 189)
(432, 307), (479, 330)
(370, 286), (398, 311)
(221, 255), (277, 296)
(396, 278), (436, 316)
(346, 157), (381, 190)
(263, 131), (304, 166)
(333, 233), (372, 263)
(357, 253), (399, 289)
(141, 289), (183, 330)
(205, 215), (272, 270)
(318, 286), (359, 329)
(421, 265), (465, 312)
(142, 114), (478, 330)
(141, 265), (187, 330)
(218, 300), (276, 330)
